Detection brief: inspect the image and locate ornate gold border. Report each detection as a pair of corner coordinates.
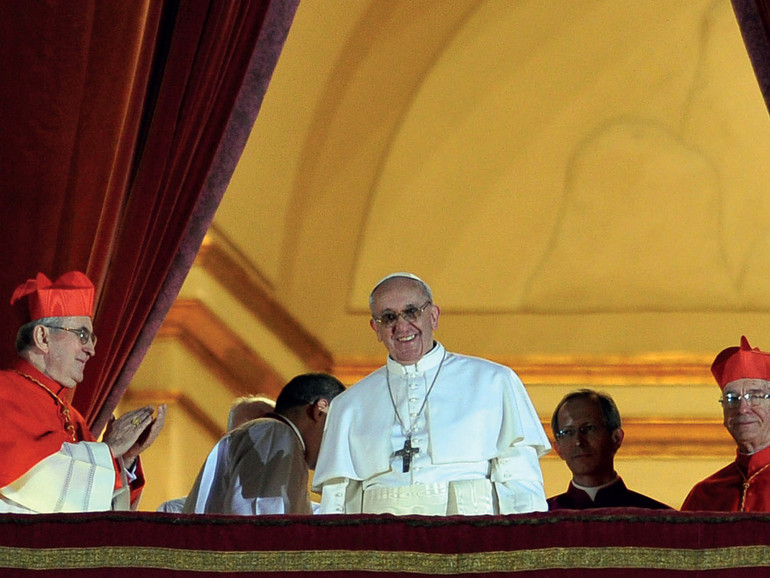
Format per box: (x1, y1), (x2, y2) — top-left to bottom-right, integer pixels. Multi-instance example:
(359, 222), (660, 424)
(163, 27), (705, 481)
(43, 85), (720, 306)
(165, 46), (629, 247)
(1, 545), (767, 572)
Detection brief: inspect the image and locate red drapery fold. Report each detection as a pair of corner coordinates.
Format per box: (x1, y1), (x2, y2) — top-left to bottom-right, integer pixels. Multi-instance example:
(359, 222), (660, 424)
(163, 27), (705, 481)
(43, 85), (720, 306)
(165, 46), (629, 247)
(0, 1), (162, 344)
(733, 1), (770, 112)
(0, 0), (299, 430)
(92, 0), (301, 433)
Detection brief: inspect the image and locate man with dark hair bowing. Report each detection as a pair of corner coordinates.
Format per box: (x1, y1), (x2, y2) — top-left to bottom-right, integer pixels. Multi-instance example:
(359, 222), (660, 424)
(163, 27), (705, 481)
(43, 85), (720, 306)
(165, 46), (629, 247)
(313, 272), (550, 515)
(0, 271), (165, 513)
(184, 373), (345, 515)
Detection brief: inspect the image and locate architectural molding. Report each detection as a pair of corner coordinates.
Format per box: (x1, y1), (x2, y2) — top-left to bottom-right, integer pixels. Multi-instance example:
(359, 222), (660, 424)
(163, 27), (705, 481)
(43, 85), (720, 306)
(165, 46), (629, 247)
(122, 389), (224, 440)
(150, 303), (733, 458)
(124, 388), (734, 459)
(195, 232), (334, 373)
(332, 354), (713, 386)
(158, 299), (287, 400)
(540, 418), (733, 459)
(333, 357), (731, 458)
(502, 355), (713, 385)
(157, 233), (730, 459)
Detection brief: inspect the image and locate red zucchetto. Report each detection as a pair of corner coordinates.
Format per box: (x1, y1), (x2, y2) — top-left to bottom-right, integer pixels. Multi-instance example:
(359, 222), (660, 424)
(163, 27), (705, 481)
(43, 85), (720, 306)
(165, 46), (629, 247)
(10, 272), (94, 322)
(711, 336), (770, 389)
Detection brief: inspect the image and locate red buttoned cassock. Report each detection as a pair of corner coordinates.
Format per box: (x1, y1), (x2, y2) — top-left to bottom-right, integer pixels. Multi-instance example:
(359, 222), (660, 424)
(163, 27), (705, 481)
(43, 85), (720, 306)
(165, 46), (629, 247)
(0, 359), (143, 510)
(681, 445), (770, 512)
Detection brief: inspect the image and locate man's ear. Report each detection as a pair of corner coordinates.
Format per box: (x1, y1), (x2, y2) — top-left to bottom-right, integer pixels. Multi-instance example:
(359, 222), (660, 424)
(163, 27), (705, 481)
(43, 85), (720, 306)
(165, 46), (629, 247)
(32, 325), (50, 352)
(369, 318), (382, 341)
(553, 438), (566, 461)
(430, 304), (440, 330)
(611, 427), (624, 452)
(311, 398), (329, 421)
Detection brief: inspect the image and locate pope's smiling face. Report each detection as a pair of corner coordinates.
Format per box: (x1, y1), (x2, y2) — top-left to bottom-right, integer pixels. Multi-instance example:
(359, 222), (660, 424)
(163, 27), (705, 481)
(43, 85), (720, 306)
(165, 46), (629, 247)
(369, 278), (439, 365)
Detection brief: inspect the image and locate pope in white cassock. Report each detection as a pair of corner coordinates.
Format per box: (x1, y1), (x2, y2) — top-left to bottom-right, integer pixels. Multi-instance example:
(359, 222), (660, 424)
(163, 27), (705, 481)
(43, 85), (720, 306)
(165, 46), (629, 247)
(313, 273), (551, 515)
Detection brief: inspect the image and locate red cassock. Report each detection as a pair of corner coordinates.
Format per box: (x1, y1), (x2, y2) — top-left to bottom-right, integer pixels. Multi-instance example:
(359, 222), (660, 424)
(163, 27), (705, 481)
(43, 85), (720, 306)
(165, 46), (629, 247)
(681, 444), (770, 512)
(0, 359), (143, 504)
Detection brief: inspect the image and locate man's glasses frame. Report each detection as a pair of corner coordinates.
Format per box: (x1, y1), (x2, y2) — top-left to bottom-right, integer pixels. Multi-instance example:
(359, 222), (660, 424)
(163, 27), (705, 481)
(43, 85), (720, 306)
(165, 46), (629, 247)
(719, 391), (770, 409)
(372, 301), (432, 328)
(45, 325), (97, 346)
(554, 424), (603, 441)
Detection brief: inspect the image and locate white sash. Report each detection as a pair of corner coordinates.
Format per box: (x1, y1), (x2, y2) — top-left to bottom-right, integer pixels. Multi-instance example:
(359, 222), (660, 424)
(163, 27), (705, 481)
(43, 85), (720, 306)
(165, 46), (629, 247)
(0, 442), (116, 513)
(361, 479), (496, 515)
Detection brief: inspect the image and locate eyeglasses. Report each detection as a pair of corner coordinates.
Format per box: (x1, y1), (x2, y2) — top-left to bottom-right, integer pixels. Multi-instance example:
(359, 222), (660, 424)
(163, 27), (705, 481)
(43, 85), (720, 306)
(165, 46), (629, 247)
(719, 392), (770, 409)
(372, 301), (432, 328)
(554, 424), (601, 441)
(45, 326), (97, 346)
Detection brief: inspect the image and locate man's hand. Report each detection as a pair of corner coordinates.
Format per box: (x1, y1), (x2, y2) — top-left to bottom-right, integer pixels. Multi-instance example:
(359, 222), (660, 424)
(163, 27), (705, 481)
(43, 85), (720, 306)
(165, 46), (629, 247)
(103, 404), (167, 466)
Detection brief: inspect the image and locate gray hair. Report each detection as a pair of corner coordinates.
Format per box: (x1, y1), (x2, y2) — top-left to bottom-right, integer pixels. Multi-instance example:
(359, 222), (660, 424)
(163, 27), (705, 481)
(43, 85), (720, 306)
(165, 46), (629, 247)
(227, 395), (275, 431)
(15, 316), (70, 354)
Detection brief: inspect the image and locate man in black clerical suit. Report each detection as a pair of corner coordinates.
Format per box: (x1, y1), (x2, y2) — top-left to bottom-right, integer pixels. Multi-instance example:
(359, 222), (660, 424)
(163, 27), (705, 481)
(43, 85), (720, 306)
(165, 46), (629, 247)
(548, 389), (670, 510)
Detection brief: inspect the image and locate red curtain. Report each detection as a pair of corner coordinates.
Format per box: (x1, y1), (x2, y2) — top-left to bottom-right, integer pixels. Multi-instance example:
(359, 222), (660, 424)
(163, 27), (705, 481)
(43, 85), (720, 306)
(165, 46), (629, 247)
(733, 1), (770, 111)
(0, 0), (299, 431)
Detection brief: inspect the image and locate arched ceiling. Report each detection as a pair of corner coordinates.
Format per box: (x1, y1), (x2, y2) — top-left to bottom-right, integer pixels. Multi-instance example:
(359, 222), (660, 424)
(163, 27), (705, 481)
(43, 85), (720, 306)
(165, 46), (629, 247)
(133, 1), (770, 509)
(211, 0), (770, 365)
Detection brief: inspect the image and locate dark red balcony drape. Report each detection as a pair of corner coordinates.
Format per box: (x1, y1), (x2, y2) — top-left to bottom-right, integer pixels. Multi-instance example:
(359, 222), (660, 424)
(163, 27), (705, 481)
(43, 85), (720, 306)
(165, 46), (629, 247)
(3, 510), (770, 576)
(0, 0), (299, 433)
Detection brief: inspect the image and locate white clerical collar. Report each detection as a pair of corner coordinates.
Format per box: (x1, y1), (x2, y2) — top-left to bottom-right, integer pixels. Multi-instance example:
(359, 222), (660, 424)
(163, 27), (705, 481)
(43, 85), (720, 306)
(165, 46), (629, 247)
(386, 342), (445, 376)
(273, 414), (306, 452)
(572, 475), (619, 501)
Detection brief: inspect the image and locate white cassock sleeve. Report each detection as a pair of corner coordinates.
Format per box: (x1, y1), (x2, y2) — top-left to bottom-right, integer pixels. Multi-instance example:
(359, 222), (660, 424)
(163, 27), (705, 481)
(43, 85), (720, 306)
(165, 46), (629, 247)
(317, 477), (363, 514)
(490, 445), (548, 513)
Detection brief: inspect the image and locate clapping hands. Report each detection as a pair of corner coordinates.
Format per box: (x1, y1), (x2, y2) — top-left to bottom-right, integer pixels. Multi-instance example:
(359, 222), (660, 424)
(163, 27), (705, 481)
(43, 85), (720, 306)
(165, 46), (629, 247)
(103, 404), (167, 466)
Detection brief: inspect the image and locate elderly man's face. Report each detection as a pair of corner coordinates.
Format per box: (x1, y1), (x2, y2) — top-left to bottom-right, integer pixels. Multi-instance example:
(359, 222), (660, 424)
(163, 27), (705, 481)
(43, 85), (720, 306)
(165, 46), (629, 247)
(722, 378), (770, 454)
(369, 278), (439, 365)
(43, 316), (96, 388)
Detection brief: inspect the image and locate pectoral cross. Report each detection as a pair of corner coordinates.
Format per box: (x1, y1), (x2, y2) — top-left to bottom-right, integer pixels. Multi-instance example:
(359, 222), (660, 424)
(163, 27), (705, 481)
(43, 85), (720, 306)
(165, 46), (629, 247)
(393, 436), (420, 473)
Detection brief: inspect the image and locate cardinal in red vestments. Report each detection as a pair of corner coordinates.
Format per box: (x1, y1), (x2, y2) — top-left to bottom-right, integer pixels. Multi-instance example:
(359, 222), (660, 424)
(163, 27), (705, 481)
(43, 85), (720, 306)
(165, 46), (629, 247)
(682, 336), (770, 512)
(0, 271), (165, 513)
